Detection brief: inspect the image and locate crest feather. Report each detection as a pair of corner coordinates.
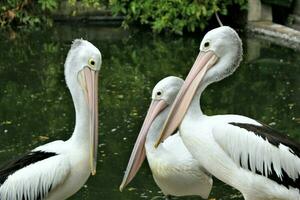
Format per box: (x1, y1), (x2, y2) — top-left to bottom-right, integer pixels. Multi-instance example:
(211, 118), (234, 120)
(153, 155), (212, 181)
(71, 38), (85, 49)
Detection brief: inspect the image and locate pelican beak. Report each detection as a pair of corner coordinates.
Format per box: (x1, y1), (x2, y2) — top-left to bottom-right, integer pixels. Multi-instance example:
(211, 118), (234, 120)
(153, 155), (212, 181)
(119, 99), (168, 191)
(155, 51), (218, 147)
(78, 67), (99, 175)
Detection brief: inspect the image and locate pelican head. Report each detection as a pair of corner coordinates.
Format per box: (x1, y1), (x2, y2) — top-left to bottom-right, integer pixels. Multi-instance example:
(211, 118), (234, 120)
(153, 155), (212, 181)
(65, 39), (102, 175)
(155, 26), (243, 147)
(200, 26), (243, 84)
(119, 76), (184, 191)
(152, 76), (184, 104)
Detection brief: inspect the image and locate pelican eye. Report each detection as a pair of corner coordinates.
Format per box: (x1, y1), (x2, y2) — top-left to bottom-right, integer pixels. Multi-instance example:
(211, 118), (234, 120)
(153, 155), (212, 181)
(89, 59), (95, 66)
(156, 91), (162, 96)
(204, 42), (210, 48)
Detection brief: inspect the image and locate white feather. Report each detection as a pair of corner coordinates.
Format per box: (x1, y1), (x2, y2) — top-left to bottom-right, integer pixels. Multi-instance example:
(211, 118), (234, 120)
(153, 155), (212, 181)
(146, 133), (213, 198)
(180, 114), (300, 200)
(212, 120), (300, 182)
(0, 153), (70, 200)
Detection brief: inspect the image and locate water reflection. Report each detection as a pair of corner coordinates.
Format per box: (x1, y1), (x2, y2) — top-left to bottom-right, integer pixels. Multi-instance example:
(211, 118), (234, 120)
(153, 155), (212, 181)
(0, 25), (299, 200)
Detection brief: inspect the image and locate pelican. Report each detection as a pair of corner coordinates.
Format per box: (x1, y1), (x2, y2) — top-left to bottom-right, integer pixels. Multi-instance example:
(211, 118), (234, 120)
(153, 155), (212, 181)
(0, 39), (101, 200)
(155, 26), (300, 200)
(119, 76), (213, 199)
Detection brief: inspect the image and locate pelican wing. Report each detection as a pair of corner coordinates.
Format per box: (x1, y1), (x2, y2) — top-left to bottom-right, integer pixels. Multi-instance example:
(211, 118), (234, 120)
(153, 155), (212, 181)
(212, 121), (300, 190)
(0, 150), (70, 200)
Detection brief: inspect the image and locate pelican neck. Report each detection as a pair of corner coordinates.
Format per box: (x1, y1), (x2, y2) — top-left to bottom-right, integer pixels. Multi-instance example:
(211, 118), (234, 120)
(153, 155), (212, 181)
(183, 83), (207, 121)
(67, 78), (91, 146)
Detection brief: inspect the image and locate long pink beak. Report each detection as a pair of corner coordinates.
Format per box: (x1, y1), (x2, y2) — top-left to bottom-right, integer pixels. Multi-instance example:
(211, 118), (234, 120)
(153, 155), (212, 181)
(155, 51), (218, 147)
(119, 99), (167, 191)
(80, 67), (99, 175)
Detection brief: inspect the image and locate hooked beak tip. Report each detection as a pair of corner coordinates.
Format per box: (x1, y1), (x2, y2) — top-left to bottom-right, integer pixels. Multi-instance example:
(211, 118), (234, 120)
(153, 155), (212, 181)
(119, 184), (124, 192)
(154, 129), (165, 148)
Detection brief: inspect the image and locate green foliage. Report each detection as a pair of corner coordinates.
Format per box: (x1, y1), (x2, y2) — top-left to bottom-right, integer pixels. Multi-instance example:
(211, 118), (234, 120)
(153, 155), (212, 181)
(67, 0), (101, 8)
(0, 0), (57, 27)
(110, 0), (248, 34)
(0, 0), (101, 28)
(38, 0), (58, 11)
(0, 0), (247, 33)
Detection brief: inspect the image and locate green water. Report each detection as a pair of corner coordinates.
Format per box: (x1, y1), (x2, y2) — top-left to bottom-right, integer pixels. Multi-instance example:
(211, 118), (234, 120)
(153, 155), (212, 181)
(0, 25), (299, 200)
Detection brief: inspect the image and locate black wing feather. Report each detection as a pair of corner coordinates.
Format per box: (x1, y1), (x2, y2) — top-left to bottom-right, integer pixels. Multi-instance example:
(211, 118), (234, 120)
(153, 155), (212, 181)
(230, 122), (300, 157)
(0, 151), (57, 185)
(230, 122), (300, 190)
(0, 151), (57, 200)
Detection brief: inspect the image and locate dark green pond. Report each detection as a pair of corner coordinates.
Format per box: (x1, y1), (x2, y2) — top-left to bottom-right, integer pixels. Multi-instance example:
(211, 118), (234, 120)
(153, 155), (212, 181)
(0, 25), (299, 200)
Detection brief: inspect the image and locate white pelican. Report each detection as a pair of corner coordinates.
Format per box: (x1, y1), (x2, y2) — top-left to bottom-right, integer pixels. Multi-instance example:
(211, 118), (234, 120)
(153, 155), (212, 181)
(119, 76), (213, 199)
(0, 39), (101, 200)
(155, 26), (300, 200)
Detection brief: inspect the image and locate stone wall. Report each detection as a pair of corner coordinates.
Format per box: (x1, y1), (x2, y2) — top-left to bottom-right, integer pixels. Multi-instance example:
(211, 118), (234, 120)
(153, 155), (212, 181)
(289, 0), (300, 30)
(247, 0), (272, 22)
